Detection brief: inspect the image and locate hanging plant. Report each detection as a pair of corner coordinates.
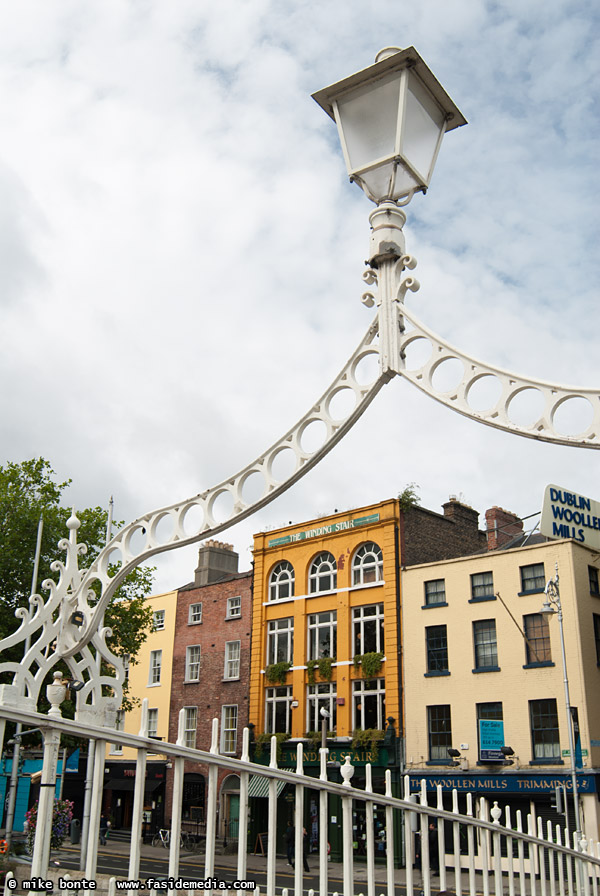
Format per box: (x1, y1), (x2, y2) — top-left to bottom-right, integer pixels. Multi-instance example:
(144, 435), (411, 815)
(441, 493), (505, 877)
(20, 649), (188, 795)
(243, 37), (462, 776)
(307, 656), (334, 684)
(317, 656), (334, 681)
(351, 728), (384, 760)
(353, 651), (384, 678)
(304, 730), (337, 751)
(254, 731), (288, 760)
(265, 661), (292, 684)
(25, 798), (74, 853)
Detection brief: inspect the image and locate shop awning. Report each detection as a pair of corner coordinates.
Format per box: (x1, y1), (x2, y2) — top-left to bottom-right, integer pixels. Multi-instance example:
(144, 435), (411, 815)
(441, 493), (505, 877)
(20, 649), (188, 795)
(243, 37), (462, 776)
(247, 776), (286, 798)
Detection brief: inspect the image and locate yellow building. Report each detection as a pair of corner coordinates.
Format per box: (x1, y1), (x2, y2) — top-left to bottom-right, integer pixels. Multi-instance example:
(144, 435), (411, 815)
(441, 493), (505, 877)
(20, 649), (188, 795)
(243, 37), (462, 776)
(250, 499), (401, 745)
(402, 538), (600, 850)
(103, 590), (177, 831)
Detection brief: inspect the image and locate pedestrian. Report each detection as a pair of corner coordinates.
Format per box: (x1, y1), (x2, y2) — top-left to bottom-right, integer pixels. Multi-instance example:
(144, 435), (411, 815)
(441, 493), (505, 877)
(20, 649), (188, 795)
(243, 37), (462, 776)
(99, 814), (109, 846)
(428, 822), (439, 875)
(285, 821), (294, 866)
(302, 826), (310, 873)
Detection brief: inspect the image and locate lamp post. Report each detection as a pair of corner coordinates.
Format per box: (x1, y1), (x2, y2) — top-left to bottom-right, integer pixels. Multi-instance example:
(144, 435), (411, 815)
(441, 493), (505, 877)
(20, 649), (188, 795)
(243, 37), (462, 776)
(540, 566), (582, 842)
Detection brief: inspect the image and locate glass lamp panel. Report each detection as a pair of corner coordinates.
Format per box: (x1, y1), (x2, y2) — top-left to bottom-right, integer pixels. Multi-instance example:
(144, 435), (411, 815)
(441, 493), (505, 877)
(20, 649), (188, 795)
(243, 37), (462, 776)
(401, 75), (446, 185)
(336, 72), (401, 173)
(359, 161), (419, 203)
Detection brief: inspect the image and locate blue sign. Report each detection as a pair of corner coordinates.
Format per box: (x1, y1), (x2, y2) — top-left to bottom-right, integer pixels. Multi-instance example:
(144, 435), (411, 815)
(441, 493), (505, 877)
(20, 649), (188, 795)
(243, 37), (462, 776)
(408, 773), (596, 794)
(479, 719), (505, 762)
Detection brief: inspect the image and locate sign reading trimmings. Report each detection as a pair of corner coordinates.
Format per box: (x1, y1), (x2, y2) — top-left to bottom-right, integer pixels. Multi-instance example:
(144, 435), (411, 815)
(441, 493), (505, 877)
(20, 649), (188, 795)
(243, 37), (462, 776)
(541, 484), (600, 550)
(267, 513), (380, 548)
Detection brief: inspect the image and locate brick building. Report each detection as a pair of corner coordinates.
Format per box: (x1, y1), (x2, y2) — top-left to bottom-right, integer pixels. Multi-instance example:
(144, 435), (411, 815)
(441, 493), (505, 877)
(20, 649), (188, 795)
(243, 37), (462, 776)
(165, 541), (252, 843)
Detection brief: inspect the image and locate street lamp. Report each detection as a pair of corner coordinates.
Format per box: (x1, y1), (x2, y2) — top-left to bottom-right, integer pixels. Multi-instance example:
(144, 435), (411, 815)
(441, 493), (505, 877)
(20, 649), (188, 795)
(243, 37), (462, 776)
(540, 566), (582, 842)
(312, 46), (466, 206)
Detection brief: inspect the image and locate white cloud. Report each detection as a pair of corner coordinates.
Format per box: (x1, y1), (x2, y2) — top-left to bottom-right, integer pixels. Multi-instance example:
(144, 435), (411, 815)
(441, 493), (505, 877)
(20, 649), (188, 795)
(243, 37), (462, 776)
(0, 0), (598, 591)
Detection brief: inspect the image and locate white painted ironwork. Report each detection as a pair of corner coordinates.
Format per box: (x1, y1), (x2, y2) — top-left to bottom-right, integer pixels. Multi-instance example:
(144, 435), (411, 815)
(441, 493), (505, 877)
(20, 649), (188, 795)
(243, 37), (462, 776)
(2, 705), (600, 895)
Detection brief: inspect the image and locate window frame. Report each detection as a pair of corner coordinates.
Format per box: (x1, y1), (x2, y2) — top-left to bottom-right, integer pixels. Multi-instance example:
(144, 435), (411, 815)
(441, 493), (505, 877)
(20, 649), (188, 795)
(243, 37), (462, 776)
(529, 698), (560, 763)
(427, 704), (452, 764)
(188, 602), (203, 625)
(470, 571), (495, 602)
(110, 709), (125, 754)
(307, 683), (337, 732)
(307, 611), (337, 661)
(226, 595), (242, 619)
(224, 640), (241, 680)
(352, 603), (384, 656)
(352, 542), (384, 586)
(309, 552), (337, 594)
(267, 617), (294, 665)
(425, 624), (449, 676)
(148, 649), (162, 686)
(589, 566), (600, 596)
(269, 561), (295, 602)
(472, 619), (499, 672)
(183, 706), (198, 749)
(265, 686), (293, 734)
(185, 645), (201, 682)
(152, 609), (165, 631)
(523, 613), (552, 666)
(593, 613), (600, 665)
(352, 678), (385, 730)
(519, 563), (546, 595)
(424, 579), (446, 607)
(147, 707), (159, 738)
(221, 705), (238, 754)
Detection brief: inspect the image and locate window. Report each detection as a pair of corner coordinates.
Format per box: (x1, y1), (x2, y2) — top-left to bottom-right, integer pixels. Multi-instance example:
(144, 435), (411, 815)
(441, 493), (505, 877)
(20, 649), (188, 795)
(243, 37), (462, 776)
(153, 609), (165, 631)
(523, 614), (552, 665)
(593, 614), (600, 664)
(520, 563), (545, 594)
(470, 572), (494, 601)
(221, 705), (238, 754)
(183, 707), (197, 749)
(307, 683), (337, 732)
(189, 603), (203, 624)
(424, 579), (446, 606)
(309, 552), (337, 593)
(185, 645), (201, 682)
(353, 604), (384, 655)
(473, 620), (498, 670)
(427, 705), (452, 762)
(529, 698), (560, 761)
(224, 640), (241, 680)
(353, 678), (385, 730)
(111, 710), (125, 754)
(425, 625), (449, 675)
(589, 566), (599, 596)
(265, 686), (292, 733)
(269, 561), (295, 601)
(226, 595), (242, 619)
(123, 655), (130, 681)
(267, 618), (294, 665)
(147, 708), (159, 738)
(148, 649), (162, 685)
(307, 611), (337, 660)
(476, 702), (503, 760)
(352, 542), (383, 586)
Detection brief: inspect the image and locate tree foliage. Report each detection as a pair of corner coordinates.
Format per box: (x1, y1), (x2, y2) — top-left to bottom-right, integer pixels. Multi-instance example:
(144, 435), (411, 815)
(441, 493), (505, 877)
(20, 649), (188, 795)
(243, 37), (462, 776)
(0, 458), (154, 704)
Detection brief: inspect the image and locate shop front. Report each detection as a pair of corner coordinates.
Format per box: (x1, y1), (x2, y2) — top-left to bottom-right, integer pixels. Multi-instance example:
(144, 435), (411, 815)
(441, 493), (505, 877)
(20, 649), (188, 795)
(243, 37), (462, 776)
(103, 761), (167, 836)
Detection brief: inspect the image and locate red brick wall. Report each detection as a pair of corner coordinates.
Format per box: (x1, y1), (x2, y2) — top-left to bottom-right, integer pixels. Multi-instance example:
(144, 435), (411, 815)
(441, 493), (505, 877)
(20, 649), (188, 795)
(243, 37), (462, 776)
(401, 499), (487, 566)
(164, 571), (252, 823)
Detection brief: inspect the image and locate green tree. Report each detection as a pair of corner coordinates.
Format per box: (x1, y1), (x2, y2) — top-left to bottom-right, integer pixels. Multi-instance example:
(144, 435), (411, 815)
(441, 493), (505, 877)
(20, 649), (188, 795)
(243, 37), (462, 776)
(0, 458), (154, 708)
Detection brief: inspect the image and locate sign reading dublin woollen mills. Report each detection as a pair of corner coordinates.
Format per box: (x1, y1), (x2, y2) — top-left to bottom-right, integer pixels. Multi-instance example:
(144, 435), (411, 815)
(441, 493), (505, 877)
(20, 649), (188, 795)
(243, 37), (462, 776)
(541, 485), (600, 549)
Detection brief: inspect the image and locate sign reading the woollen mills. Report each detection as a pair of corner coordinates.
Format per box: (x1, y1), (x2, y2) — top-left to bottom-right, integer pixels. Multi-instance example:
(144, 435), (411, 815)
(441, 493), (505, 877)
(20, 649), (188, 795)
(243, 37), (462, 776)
(541, 484), (600, 550)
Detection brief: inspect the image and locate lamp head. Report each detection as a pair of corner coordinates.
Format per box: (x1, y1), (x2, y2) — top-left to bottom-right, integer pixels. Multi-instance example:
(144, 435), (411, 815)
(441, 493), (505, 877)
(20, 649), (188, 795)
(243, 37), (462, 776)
(312, 47), (466, 205)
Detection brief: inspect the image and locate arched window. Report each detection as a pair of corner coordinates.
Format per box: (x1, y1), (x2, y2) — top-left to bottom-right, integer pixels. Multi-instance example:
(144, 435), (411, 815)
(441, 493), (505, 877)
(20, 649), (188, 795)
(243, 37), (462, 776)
(309, 551), (337, 593)
(352, 542), (383, 586)
(269, 561), (295, 601)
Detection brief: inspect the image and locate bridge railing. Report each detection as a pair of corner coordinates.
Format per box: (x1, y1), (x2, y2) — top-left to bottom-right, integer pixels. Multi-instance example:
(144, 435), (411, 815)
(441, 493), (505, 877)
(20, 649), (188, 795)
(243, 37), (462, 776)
(2, 702), (599, 896)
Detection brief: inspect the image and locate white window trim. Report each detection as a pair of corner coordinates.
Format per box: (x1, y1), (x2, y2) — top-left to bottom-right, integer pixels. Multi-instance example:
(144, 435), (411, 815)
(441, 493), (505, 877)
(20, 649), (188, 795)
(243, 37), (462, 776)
(220, 704), (238, 754)
(226, 595), (242, 619)
(224, 640), (241, 680)
(153, 609), (166, 631)
(148, 649), (162, 686)
(183, 706), (198, 749)
(188, 602), (203, 625)
(185, 645), (201, 682)
(147, 707), (159, 738)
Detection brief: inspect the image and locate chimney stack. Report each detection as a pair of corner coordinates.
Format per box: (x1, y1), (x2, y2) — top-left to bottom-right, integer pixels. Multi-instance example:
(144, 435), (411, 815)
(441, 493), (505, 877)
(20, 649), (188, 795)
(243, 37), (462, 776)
(485, 507), (523, 550)
(194, 540), (239, 586)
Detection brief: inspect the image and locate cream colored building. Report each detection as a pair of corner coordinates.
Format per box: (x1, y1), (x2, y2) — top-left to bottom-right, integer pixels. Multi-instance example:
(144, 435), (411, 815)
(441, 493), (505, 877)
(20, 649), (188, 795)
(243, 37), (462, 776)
(402, 537), (600, 852)
(103, 590), (177, 831)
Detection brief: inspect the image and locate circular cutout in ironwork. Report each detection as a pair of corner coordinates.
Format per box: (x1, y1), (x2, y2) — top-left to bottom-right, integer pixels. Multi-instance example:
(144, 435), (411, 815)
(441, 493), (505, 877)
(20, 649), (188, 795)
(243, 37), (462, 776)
(507, 387), (545, 427)
(466, 374), (502, 413)
(552, 396), (594, 437)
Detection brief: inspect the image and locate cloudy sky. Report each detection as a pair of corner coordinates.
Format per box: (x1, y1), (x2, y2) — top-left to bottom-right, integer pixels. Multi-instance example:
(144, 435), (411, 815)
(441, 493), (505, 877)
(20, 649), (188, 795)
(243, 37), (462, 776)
(1, 0), (598, 592)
